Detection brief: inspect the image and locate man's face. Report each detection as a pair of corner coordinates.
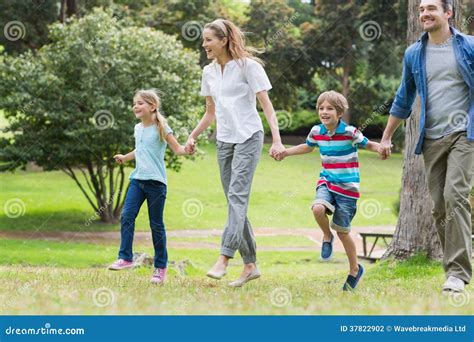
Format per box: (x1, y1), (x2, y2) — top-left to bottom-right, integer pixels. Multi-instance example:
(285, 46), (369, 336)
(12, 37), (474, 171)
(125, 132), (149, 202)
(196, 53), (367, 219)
(419, 0), (452, 32)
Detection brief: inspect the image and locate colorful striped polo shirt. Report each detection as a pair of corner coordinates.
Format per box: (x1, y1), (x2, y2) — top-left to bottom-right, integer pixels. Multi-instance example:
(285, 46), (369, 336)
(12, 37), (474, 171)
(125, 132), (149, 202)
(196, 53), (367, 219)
(305, 120), (369, 199)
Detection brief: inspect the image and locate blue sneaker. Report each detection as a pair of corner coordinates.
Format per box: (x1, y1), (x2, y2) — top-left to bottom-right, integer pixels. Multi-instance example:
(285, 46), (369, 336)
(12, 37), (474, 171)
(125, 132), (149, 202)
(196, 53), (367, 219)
(343, 264), (365, 291)
(320, 234), (334, 261)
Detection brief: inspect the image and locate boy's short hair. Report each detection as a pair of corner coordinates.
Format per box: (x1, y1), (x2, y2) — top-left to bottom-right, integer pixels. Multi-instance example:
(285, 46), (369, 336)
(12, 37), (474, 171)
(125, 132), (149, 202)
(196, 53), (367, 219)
(316, 91), (349, 116)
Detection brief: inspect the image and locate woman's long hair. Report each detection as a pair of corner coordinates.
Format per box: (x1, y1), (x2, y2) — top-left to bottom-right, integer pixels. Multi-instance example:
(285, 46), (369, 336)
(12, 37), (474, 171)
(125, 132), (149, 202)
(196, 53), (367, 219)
(204, 18), (264, 65)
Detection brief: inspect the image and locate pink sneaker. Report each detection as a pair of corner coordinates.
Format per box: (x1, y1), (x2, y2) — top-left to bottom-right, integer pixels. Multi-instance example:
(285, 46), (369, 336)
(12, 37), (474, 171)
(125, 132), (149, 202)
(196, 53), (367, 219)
(151, 268), (167, 284)
(108, 259), (134, 270)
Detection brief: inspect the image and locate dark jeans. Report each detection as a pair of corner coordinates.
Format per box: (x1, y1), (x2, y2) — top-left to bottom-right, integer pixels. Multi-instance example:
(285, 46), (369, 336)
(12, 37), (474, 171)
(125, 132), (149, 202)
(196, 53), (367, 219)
(118, 179), (168, 269)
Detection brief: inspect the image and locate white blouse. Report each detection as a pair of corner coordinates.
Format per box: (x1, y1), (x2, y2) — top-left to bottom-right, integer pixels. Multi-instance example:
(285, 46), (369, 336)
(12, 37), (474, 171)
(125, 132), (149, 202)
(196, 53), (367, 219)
(200, 57), (272, 143)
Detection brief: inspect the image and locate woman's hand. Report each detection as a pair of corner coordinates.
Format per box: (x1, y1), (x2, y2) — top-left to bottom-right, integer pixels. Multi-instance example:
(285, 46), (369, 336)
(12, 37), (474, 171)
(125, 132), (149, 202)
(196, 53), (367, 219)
(185, 137), (196, 155)
(114, 154), (126, 164)
(269, 141), (285, 159)
(273, 149), (288, 161)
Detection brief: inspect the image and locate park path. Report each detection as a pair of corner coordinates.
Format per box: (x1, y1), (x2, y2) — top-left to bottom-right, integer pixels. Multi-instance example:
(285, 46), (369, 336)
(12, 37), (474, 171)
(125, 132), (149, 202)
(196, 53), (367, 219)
(0, 226), (394, 256)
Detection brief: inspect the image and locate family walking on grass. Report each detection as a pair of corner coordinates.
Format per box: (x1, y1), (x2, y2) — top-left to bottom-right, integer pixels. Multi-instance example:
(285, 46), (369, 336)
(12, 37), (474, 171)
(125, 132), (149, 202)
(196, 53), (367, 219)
(108, 0), (473, 294)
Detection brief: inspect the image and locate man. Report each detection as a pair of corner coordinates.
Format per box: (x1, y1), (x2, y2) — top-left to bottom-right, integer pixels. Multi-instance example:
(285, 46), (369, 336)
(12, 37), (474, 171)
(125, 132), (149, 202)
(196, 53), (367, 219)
(379, 0), (473, 293)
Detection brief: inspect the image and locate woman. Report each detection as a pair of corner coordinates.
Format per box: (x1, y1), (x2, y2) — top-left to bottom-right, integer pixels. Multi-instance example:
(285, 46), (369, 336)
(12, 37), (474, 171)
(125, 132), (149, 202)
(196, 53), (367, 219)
(185, 19), (284, 287)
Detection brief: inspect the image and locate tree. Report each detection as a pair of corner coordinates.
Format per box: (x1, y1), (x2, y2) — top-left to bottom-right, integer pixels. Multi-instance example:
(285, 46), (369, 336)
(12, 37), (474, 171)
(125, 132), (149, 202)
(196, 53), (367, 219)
(383, 0), (463, 259)
(301, 0), (407, 123)
(246, 0), (310, 110)
(0, 9), (202, 223)
(0, 0), (59, 54)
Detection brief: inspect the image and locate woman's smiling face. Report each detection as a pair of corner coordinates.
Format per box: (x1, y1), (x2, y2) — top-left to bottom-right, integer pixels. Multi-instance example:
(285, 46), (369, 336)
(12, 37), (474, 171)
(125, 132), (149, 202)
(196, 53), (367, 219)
(202, 28), (227, 60)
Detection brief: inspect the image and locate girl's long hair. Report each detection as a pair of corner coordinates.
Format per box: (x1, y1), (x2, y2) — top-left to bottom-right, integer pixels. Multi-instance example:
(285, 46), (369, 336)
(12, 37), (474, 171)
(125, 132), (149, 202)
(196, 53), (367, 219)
(134, 89), (167, 141)
(204, 19), (264, 65)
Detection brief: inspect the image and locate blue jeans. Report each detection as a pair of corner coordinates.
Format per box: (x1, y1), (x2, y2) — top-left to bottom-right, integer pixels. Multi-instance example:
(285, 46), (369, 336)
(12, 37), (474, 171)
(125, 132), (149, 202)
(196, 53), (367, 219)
(118, 179), (167, 268)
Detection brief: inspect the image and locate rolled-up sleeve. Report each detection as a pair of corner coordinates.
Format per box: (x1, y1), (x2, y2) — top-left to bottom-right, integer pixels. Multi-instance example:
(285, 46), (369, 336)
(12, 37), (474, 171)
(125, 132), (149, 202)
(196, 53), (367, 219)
(200, 67), (211, 97)
(245, 60), (272, 94)
(390, 50), (417, 119)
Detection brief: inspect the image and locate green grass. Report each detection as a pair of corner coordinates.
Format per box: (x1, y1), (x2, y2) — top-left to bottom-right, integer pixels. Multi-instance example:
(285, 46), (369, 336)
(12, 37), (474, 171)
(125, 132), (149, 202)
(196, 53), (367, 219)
(0, 143), (402, 232)
(171, 235), (316, 247)
(0, 239), (470, 315)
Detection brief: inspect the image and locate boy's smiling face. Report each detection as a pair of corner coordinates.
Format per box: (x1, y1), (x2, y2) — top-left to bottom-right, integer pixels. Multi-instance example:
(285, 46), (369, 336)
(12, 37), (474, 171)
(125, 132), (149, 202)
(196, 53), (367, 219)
(318, 100), (343, 130)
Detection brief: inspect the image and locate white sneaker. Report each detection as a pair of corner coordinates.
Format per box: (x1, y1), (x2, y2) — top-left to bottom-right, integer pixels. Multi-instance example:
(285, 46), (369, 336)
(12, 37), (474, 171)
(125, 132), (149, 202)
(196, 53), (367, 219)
(442, 276), (465, 293)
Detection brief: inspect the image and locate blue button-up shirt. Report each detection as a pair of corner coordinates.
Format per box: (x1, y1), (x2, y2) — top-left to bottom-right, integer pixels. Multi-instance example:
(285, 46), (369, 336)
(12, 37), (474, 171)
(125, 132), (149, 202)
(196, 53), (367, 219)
(390, 27), (474, 154)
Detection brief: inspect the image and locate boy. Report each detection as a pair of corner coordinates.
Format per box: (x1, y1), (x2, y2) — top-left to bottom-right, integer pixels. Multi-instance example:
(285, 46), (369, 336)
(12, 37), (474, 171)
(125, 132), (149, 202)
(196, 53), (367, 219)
(274, 91), (381, 290)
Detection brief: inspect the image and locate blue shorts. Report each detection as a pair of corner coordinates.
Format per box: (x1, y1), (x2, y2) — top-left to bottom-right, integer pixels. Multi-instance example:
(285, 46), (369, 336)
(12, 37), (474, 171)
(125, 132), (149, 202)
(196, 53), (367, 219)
(311, 185), (357, 233)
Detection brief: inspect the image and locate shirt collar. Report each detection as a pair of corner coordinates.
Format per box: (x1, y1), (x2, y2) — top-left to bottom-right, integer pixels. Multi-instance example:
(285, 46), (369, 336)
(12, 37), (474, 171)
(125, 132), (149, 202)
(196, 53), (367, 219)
(319, 120), (347, 135)
(212, 59), (237, 70)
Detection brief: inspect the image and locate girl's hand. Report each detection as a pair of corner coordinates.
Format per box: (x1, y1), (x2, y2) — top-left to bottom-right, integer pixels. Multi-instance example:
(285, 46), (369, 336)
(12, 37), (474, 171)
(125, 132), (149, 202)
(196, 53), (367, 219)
(114, 154), (126, 164)
(185, 137), (196, 155)
(269, 142), (285, 158)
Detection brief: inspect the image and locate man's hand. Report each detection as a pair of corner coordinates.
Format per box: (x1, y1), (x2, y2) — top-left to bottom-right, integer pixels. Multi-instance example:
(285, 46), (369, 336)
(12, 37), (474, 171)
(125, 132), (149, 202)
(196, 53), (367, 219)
(379, 139), (392, 160)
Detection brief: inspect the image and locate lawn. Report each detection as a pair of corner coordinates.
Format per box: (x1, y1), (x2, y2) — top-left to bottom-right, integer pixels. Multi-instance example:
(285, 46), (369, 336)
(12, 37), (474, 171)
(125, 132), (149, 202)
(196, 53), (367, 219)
(0, 239), (470, 315)
(0, 143), (402, 232)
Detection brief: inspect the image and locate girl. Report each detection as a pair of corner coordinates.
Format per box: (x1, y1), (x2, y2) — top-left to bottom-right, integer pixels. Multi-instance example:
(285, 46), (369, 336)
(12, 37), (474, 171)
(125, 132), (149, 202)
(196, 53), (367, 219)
(185, 19), (285, 287)
(108, 89), (189, 284)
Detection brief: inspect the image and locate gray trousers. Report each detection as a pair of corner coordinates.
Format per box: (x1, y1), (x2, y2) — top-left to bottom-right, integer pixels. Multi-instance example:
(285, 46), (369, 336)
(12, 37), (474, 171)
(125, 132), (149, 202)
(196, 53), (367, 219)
(217, 130), (263, 264)
(423, 131), (474, 283)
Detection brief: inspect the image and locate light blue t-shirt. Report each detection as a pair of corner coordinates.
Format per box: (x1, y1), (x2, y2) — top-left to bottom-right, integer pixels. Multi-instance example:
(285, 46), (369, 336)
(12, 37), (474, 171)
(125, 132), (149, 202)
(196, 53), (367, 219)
(129, 122), (173, 185)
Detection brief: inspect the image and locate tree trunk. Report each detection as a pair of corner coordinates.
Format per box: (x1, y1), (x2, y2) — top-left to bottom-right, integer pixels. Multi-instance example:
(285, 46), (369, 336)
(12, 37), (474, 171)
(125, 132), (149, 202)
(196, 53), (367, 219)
(383, 0), (463, 259)
(341, 38), (352, 124)
(59, 0), (77, 23)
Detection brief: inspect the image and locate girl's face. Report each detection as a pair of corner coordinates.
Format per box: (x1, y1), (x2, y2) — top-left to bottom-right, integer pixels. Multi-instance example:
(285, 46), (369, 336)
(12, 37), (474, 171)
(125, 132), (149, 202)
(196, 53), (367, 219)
(318, 100), (342, 127)
(133, 95), (155, 119)
(202, 28), (227, 60)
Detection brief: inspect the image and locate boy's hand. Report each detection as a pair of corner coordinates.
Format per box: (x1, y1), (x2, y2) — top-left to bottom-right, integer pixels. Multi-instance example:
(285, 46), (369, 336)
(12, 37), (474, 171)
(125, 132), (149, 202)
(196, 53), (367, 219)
(114, 154), (126, 164)
(269, 142), (285, 159)
(379, 139), (392, 160)
(274, 149), (288, 161)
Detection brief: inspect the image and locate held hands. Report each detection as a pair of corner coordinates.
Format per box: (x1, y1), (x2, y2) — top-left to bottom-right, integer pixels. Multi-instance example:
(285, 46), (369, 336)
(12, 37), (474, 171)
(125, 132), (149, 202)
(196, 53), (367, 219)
(185, 136), (196, 155)
(269, 142), (287, 161)
(273, 149), (288, 161)
(378, 139), (393, 160)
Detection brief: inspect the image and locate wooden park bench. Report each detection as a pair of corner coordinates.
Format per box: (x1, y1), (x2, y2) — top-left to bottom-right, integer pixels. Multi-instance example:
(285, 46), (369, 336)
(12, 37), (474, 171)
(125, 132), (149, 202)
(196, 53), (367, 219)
(353, 227), (395, 263)
(356, 228), (474, 263)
